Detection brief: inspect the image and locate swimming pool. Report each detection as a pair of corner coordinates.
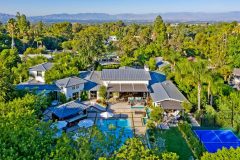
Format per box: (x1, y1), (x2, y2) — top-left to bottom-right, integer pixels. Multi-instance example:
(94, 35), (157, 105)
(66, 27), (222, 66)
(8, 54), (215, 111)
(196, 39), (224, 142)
(96, 119), (134, 143)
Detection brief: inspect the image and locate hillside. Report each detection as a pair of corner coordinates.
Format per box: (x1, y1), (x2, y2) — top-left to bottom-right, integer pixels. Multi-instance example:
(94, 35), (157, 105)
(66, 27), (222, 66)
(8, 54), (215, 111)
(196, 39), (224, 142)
(1, 12), (240, 23)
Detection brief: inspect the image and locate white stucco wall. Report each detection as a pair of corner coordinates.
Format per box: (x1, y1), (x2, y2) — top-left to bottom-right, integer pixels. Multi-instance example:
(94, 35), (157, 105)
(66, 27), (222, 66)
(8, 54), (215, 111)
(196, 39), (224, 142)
(60, 83), (84, 99)
(29, 70), (45, 83)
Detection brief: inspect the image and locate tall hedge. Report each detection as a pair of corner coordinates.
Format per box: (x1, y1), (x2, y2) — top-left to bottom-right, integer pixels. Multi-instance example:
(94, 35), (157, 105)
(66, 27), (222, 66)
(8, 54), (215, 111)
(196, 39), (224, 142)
(178, 122), (205, 158)
(201, 147), (240, 160)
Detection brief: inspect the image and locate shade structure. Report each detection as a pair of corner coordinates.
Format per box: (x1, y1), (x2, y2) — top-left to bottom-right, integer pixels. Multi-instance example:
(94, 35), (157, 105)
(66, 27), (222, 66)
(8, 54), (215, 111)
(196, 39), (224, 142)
(78, 119), (94, 128)
(100, 112), (114, 118)
(51, 121), (68, 129)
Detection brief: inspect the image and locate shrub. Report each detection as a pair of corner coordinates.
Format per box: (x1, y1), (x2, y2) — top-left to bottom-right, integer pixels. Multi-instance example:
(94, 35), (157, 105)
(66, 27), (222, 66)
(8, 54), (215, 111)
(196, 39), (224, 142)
(201, 147), (240, 160)
(149, 107), (164, 125)
(98, 86), (107, 100)
(80, 91), (89, 101)
(146, 119), (156, 129)
(178, 122), (205, 158)
(162, 152), (179, 160)
(59, 93), (67, 104)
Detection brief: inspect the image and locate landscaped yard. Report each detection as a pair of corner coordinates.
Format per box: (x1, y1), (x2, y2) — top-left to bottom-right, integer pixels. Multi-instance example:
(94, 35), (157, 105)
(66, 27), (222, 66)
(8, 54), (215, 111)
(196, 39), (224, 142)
(149, 127), (194, 160)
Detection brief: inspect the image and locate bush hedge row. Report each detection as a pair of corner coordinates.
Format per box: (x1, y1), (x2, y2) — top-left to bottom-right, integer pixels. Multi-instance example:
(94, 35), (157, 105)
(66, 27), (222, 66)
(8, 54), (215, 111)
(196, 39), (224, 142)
(178, 122), (205, 158)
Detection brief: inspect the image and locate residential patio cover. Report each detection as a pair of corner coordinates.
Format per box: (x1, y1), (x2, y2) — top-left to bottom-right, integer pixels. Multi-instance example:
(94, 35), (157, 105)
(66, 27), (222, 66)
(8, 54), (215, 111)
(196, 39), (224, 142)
(107, 84), (149, 92)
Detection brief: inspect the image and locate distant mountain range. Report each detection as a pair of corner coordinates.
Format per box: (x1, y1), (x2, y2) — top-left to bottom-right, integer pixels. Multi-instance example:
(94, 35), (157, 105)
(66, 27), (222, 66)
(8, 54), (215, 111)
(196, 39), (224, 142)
(1, 12), (240, 23)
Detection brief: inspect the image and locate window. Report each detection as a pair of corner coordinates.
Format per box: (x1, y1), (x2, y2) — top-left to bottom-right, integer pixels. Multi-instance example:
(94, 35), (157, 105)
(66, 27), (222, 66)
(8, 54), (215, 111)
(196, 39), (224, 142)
(76, 85), (79, 89)
(37, 71), (42, 77)
(72, 92), (79, 99)
(72, 86), (75, 90)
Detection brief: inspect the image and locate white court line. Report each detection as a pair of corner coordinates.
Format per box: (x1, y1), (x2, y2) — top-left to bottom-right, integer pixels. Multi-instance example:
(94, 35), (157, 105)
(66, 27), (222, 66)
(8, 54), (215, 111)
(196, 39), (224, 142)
(212, 130), (222, 143)
(204, 142), (240, 144)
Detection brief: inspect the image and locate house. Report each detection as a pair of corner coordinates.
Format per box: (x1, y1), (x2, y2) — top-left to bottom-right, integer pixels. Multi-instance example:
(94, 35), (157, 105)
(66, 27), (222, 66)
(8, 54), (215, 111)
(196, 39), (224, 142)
(108, 36), (117, 42)
(231, 68), (240, 90)
(29, 62), (53, 83)
(155, 57), (169, 69)
(98, 54), (120, 66)
(55, 76), (86, 100)
(101, 68), (151, 99)
(150, 80), (188, 111)
(80, 68), (188, 111)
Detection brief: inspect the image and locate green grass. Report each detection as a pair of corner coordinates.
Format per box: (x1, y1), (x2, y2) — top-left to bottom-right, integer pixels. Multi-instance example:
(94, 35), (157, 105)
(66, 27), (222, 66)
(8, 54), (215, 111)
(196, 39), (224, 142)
(152, 127), (194, 160)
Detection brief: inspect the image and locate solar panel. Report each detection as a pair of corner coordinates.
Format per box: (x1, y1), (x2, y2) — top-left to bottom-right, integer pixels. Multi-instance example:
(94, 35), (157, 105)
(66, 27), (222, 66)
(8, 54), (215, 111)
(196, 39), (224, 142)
(194, 130), (240, 153)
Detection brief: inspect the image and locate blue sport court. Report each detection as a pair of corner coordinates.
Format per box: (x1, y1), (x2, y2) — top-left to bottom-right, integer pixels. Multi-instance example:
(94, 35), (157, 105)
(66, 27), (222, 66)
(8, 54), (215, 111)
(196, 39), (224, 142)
(194, 130), (240, 153)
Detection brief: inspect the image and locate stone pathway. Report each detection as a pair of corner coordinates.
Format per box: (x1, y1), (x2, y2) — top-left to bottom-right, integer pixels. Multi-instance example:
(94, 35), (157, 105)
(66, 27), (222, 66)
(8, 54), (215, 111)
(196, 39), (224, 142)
(188, 114), (200, 127)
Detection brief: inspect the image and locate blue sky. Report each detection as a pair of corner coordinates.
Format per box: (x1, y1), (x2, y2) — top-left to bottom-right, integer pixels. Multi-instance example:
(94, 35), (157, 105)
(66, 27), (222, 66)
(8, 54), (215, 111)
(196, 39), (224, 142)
(0, 0), (239, 16)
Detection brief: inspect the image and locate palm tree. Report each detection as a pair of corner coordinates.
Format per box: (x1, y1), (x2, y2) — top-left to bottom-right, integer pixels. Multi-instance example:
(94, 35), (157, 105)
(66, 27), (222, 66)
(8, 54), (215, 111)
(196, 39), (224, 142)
(191, 59), (208, 111)
(7, 18), (17, 49)
(176, 59), (208, 111)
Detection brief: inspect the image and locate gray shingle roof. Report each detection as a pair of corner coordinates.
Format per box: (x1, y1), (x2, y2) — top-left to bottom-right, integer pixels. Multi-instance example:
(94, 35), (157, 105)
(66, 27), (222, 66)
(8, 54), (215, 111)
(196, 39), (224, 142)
(52, 100), (89, 119)
(101, 69), (151, 81)
(80, 71), (102, 91)
(55, 76), (86, 88)
(29, 62), (53, 71)
(150, 80), (187, 103)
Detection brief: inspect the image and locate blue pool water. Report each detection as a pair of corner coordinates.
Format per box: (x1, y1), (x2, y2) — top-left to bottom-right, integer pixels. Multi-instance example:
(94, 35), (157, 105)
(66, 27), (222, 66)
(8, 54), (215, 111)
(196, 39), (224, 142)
(96, 119), (133, 143)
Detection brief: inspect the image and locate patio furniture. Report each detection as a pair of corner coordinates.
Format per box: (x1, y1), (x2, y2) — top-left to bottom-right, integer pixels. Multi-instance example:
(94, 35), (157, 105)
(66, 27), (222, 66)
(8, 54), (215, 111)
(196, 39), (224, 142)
(119, 97), (125, 102)
(135, 97), (142, 102)
(128, 97), (134, 101)
(158, 123), (170, 130)
(140, 100), (146, 106)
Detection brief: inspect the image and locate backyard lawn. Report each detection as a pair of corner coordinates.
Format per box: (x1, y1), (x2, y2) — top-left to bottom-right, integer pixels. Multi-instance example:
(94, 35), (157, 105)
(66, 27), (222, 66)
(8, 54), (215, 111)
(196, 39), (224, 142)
(150, 127), (194, 160)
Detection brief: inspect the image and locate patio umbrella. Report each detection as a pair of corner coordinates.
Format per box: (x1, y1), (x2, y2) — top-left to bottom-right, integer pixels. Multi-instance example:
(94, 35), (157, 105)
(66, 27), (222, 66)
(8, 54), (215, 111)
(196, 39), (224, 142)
(78, 119), (94, 128)
(100, 112), (114, 118)
(51, 121), (68, 130)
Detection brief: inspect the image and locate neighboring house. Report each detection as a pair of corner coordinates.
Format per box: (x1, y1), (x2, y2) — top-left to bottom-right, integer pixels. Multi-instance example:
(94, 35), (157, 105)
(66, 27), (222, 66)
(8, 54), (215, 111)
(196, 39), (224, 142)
(55, 76), (86, 100)
(150, 80), (188, 111)
(108, 36), (117, 42)
(98, 54), (120, 66)
(231, 68), (240, 90)
(29, 62), (53, 83)
(155, 57), (170, 69)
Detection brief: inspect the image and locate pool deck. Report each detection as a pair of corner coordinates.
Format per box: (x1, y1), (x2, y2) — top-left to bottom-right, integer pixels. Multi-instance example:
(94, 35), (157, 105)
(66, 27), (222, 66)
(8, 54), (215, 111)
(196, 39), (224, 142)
(107, 102), (147, 135)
